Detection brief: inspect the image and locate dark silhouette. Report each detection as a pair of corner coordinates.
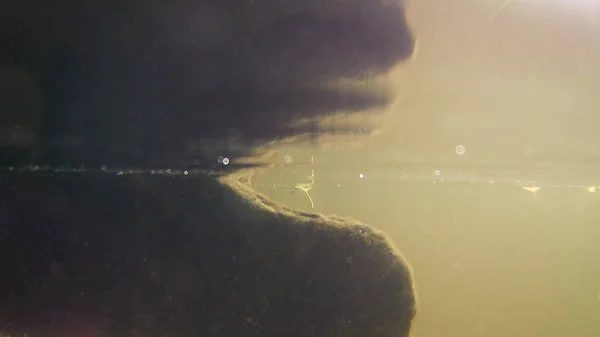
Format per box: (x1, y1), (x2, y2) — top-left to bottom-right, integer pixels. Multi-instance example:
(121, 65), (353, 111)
(0, 0), (417, 336)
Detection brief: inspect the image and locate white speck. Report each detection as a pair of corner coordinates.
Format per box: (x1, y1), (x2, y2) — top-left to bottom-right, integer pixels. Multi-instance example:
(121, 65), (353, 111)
(100, 165), (107, 171)
(166, 169), (172, 174)
(150, 170), (156, 174)
(184, 170), (189, 176)
(359, 173), (364, 179)
(587, 186), (596, 193)
(284, 155), (293, 164)
(222, 157), (230, 165)
(217, 156), (224, 163)
(455, 144), (466, 156)
(435, 169), (441, 176)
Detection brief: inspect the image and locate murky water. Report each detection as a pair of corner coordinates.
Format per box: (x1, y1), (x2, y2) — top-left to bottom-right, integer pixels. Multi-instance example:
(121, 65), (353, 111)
(252, 158), (600, 337)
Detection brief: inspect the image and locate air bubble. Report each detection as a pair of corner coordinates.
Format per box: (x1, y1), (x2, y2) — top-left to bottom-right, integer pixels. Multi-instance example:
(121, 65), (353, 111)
(222, 157), (230, 165)
(455, 144), (466, 156)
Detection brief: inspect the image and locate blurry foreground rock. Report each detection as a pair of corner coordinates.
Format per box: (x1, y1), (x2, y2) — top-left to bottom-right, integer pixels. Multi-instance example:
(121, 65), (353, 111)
(0, 169), (417, 337)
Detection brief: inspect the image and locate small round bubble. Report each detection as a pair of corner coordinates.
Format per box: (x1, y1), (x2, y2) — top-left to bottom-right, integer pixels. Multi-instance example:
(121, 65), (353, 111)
(222, 157), (230, 165)
(455, 144), (466, 156)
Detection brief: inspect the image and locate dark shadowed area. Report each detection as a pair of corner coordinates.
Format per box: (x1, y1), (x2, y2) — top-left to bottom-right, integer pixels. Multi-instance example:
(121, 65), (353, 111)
(0, 0), (418, 336)
(1, 0), (414, 167)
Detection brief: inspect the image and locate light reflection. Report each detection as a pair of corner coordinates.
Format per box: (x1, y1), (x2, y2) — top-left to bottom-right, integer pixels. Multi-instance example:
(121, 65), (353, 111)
(3, 162), (600, 199)
(522, 186), (541, 193)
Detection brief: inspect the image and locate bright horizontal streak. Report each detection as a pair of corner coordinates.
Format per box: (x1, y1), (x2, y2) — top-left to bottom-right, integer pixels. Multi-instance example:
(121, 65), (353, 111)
(520, 0), (596, 7)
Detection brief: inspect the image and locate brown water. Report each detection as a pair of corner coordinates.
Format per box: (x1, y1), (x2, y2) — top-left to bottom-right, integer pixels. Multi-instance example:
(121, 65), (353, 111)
(252, 158), (600, 337)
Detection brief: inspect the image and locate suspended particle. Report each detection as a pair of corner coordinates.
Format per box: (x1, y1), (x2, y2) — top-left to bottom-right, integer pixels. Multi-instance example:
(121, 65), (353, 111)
(434, 169), (441, 176)
(359, 173), (364, 179)
(284, 155), (293, 164)
(217, 156), (224, 163)
(222, 157), (230, 165)
(522, 186), (541, 197)
(184, 170), (189, 176)
(455, 144), (466, 156)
